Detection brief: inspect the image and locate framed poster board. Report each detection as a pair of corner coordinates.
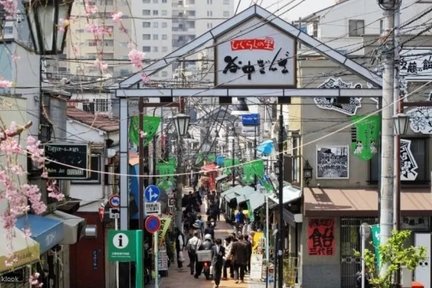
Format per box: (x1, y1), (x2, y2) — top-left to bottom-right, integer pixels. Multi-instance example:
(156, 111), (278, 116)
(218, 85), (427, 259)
(44, 143), (90, 179)
(316, 145), (349, 179)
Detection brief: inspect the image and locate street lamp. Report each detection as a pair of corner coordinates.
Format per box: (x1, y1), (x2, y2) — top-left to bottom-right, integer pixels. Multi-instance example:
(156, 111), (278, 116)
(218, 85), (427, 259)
(303, 160), (313, 186)
(393, 113), (409, 136)
(24, 0), (74, 55)
(173, 113), (190, 230)
(173, 113), (190, 137)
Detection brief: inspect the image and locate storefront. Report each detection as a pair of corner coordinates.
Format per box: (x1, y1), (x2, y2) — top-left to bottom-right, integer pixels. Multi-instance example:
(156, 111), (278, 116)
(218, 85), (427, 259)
(301, 187), (432, 288)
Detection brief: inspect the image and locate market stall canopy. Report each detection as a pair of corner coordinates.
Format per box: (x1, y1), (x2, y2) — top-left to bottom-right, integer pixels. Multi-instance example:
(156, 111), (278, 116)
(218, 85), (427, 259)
(221, 185), (243, 201)
(243, 191), (266, 211)
(257, 139), (275, 156)
(46, 210), (86, 245)
(0, 220), (40, 273)
(268, 184), (302, 207)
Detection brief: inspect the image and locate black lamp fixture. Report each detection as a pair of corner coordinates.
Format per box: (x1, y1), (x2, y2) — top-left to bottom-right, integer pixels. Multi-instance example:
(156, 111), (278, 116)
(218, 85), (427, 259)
(303, 160), (313, 186)
(393, 113), (409, 136)
(173, 113), (190, 137)
(231, 97), (249, 115)
(24, 0), (74, 55)
(377, 0), (400, 10)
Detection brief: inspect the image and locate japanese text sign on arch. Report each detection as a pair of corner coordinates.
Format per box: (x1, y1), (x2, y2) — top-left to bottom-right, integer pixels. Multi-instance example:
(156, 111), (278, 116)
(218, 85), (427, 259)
(307, 218), (335, 256)
(215, 17), (296, 87)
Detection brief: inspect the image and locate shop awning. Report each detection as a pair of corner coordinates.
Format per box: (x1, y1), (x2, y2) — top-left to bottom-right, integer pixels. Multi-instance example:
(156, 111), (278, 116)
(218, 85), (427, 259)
(304, 187), (432, 217)
(268, 184), (302, 207)
(0, 222), (40, 273)
(245, 192), (265, 211)
(16, 214), (64, 254)
(221, 185), (243, 201)
(46, 211), (86, 245)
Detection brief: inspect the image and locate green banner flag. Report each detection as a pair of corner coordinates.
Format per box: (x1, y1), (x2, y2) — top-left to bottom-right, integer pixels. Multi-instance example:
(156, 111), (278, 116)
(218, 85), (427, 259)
(129, 115), (161, 147)
(370, 224), (381, 268)
(351, 115), (380, 160)
(224, 158), (239, 175)
(156, 159), (176, 190)
(242, 160), (265, 184)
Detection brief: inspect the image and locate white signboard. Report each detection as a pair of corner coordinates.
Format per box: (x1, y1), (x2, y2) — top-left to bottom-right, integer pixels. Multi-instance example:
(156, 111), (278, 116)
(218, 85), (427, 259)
(250, 253), (263, 280)
(414, 233), (431, 288)
(400, 48), (432, 79)
(215, 17), (296, 87)
(145, 202), (161, 215)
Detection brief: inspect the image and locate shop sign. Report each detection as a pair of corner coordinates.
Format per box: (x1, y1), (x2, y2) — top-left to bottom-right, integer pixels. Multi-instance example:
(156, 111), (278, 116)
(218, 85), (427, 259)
(307, 218), (335, 256)
(215, 18), (296, 87)
(0, 269), (26, 283)
(44, 143), (90, 179)
(400, 48), (432, 78)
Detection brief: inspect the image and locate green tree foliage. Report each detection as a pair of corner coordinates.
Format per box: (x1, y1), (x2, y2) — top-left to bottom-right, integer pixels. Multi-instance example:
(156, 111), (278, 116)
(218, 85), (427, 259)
(355, 230), (426, 288)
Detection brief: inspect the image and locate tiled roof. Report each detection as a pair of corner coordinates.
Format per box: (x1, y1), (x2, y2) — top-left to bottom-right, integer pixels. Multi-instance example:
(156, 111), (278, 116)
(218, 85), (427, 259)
(67, 107), (119, 133)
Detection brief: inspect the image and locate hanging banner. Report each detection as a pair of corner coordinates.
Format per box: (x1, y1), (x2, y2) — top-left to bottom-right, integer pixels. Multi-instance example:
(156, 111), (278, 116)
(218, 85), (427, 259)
(307, 219), (335, 256)
(351, 115), (380, 160)
(400, 139), (418, 181)
(129, 115), (161, 146)
(370, 224), (381, 269)
(242, 160), (265, 184)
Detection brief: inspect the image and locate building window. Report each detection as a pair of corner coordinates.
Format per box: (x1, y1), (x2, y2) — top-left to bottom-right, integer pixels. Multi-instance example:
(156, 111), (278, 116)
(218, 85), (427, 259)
(207, 0), (212, 4)
(142, 9), (151, 16)
(223, 0), (229, 4)
(349, 19), (365, 37)
(153, 34), (159, 40)
(142, 46), (151, 52)
(162, 46), (168, 52)
(153, 0), (158, 3)
(143, 34), (151, 40)
(161, 10), (167, 16)
(153, 46), (159, 52)
(207, 23), (213, 29)
(186, 0), (195, 4)
(143, 22), (151, 28)
(162, 0), (167, 2)
(162, 34), (168, 40)
(207, 11), (213, 17)
(187, 10), (196, 17)
(143, 0), (150, 2)
(153, 22), (159, 28)
(153, 10), (159, 16)
(370, 138), (429, 184)
(162, 22), (168, 28)
(95, 99), (109, 112)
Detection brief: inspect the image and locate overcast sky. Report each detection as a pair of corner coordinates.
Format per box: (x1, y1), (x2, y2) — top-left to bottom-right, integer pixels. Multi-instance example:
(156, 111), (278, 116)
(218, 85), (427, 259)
(234, 0), (336, 22)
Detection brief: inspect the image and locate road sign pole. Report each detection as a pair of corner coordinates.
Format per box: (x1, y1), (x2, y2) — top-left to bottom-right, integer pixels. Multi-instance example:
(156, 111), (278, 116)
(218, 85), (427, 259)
(115, 219), (119, 288)
(154, 231), (159, 288)
(135, 230), (143, 288)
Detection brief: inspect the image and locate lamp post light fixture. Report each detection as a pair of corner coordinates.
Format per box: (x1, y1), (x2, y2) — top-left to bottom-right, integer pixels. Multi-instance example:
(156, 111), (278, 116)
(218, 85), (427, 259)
(393, 113), (409, 136)
(173, 113), (190, 137)
(303, 160), (313, 186)
(173, 113), (190, 230)
(24, 0), (74, 55)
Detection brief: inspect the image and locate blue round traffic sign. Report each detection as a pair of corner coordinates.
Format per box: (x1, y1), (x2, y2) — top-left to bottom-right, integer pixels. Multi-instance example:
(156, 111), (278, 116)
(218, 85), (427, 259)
(109, 195), (120, 208)
(144, 185), (160, 202)
(145, 215), (161, 234)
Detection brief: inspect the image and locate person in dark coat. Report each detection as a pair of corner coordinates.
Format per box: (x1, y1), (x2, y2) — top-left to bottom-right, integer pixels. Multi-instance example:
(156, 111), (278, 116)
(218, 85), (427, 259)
(228, 234), (249, 283)
(243, 235), (252, 273)
(211, 238), (225, 288)
(174, 227), (185, 270)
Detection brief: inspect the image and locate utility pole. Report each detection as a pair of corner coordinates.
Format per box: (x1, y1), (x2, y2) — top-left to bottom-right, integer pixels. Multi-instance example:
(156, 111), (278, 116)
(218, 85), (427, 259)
(377, 0), (398, 280)
(277, 104), (284, 288)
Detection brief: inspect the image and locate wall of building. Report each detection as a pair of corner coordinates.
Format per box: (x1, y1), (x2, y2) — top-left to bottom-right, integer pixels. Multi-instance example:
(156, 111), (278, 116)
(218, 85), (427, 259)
(300, 217), (341, 288)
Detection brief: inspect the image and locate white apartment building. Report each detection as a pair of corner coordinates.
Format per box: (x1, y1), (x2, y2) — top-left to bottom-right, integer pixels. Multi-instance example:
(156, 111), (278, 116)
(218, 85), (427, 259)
(132, 0), (235, 81)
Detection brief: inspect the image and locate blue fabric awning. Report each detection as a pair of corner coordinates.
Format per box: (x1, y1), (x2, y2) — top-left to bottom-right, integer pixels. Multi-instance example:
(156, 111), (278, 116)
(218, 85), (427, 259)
(16, 214), (64, 254)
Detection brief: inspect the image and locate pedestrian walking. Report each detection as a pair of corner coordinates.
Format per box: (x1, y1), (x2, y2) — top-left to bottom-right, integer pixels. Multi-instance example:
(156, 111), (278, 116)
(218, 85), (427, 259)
(229, 234), (249, 283)
(211, 238), (225, 288)
(222, 236), (234, 280)
(195, 233), (213, 279)
(186, 231), (201, 276)
(175, 227), (186, 271)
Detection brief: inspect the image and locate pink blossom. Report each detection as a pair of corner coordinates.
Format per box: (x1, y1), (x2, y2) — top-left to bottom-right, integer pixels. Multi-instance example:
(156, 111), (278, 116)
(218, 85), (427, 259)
(141, 72), (151, 84)
(85, 24), (111, 37)
(0, 0), (17, 19)
(0, 79), (13, 88)
(128, 49), (145, 69)
(94, 58), (108, 73)
(112, 11), (123, 23)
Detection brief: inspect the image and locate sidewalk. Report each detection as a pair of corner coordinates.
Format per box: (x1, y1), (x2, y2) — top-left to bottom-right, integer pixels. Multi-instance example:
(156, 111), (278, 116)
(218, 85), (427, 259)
(160, 198), (266, 288)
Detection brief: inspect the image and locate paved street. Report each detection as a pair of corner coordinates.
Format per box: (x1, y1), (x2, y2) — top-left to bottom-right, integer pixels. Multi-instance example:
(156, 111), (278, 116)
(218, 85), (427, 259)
(160, 193), (266, 288)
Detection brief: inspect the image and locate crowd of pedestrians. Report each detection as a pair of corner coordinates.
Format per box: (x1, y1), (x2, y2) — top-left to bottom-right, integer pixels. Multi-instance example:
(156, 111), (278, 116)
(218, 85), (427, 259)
(175, 185), (254, 288)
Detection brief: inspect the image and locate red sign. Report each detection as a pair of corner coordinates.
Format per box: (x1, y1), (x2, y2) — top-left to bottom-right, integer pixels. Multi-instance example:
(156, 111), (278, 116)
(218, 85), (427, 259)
(145, 215), (161, 234)
(230, 37), (274, 51)
(307, 218), (335, 256)
(98, 207), (105, 223)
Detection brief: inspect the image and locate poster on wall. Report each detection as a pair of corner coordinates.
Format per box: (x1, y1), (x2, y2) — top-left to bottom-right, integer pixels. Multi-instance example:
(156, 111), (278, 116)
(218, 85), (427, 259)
(406, 107), (432, 134)
(316, 145), (349, 179)
(307, 219), (335, 256)
(400, 139), (418, 181)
